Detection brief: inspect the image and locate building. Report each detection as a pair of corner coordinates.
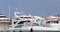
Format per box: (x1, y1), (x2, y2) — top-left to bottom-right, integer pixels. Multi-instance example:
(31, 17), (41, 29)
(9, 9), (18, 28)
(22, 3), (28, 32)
(0, 13), (11, 31)
(45, 16), (59, 24)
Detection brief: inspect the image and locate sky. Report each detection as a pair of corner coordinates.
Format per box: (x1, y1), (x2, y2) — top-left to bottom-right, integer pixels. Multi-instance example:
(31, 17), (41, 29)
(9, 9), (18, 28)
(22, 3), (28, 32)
(0, 0), (60, 18)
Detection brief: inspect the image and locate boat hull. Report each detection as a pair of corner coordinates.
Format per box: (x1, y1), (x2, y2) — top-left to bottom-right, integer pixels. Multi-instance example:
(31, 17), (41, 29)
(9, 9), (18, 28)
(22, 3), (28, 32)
(6, 26), (60, 32)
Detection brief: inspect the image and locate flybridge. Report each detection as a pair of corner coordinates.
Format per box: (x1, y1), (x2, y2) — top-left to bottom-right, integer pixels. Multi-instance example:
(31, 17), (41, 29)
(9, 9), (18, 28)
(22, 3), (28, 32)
(14, 12), (28, 16)
(0, 13), (9, 19)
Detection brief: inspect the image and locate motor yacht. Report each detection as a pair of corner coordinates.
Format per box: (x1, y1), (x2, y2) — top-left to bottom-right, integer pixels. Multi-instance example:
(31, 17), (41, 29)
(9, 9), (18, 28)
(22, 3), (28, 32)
(6, 12), (60, 32)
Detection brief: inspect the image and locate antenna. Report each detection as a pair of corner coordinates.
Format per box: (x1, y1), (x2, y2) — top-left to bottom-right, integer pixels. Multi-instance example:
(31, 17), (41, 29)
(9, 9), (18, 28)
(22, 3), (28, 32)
(8, 6), (10, 21)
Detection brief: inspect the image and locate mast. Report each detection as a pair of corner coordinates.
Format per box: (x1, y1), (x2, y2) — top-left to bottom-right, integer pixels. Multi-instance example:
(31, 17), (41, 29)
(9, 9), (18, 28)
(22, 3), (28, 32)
(8, 6), (10, 21)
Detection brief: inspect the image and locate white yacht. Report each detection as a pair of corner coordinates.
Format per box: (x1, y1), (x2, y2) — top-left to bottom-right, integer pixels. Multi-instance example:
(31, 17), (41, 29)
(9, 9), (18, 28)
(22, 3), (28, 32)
(6, 12), (60, 32)
(0, 13), (10, 31)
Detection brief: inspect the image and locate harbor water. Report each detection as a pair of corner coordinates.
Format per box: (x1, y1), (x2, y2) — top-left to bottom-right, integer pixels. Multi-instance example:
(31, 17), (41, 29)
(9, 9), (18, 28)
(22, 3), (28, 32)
(6, 30), (60, 32)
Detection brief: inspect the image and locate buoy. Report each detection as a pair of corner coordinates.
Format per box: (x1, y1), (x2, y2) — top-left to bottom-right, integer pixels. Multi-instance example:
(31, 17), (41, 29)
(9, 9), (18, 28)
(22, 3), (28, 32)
(30, 28), (33, 32)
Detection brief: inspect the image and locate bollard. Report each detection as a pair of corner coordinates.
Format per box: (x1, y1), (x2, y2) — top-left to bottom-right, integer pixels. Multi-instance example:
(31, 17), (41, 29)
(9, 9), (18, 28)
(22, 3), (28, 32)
(30, 28), (33, 32)
(19, 30), (22, 32)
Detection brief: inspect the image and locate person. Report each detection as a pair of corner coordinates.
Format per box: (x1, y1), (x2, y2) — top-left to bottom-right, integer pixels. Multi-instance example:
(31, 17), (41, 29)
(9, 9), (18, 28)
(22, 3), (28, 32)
(41, 19), (46, 27)
(30, 28), (33, 32)
(13, 30), (15, 32)
(19, 30), (22, 32)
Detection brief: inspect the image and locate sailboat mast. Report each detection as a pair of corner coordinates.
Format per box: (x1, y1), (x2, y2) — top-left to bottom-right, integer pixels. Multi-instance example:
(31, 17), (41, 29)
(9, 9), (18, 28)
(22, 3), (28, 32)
(8, 6), (10, 21)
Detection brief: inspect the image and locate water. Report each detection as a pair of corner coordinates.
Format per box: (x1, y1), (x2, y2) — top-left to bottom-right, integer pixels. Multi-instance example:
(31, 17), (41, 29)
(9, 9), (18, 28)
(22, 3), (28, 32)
(6, 30), (60, 32)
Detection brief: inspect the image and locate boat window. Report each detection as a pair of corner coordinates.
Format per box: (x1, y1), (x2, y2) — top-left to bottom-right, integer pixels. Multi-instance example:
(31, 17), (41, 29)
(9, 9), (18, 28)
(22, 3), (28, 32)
(18, 21), (25, 24)
(53, 21), (55, 23)
(20, 17), (32, 18)
(27, 21), (30, 22)
(47, 21), (50, 23)
(14, 22), (17, 24)
(47, 21), (59, 24)
(0, 19), (9, 21)
(16, 18), (20, 20)
(52, 21), (59, 23)
(0, 16), (6, 18)
(55, 21), (59, 23)
(14, 21), (30, 24)
(18, 21), (30, 24)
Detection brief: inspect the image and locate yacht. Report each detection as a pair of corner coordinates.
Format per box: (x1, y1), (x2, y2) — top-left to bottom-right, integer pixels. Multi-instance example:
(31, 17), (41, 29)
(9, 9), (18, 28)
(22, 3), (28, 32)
(6, 12), (60, 32)
(0, 13), (10, 31)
